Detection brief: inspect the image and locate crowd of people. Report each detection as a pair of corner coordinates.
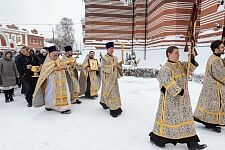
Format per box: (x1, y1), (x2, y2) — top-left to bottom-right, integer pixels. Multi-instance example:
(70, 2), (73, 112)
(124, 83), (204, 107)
(0, 42), (123, 117)
(1, 40), (225, 149)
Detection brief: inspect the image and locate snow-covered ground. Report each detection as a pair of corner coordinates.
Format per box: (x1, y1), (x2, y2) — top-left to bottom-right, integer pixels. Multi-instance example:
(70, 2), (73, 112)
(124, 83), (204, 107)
(0, 77), (224, 150)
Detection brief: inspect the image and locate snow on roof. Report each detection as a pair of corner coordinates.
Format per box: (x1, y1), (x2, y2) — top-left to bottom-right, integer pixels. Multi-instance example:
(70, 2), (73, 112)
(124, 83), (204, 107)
(44, 41), (54, 47)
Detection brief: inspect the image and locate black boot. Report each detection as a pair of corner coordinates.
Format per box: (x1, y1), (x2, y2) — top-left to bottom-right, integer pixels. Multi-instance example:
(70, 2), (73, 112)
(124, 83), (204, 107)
(45, 108), (53, 111)
(205, 125), (221, 133)
(11, 88), (15, 96)
(90, 95), (98, 99)
(110, 108), (123, 118)
(9, 94), (14, 102)
(75, 99), (82, 104)
(26, 97), (32, 107)
(187, 142), (207, 150)
(9, 89), (14, 102)
(3, 90), (10, 103)
(100, 102), (109, 109)
(150, 138), (165, 148)
(61, 110), (71, 114)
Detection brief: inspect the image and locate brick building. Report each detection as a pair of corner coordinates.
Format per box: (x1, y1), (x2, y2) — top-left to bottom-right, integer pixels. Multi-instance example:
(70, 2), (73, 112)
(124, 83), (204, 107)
(0, 24), (44, 51)
(83, 0), (225, 50)
(198, 0), (225, 45)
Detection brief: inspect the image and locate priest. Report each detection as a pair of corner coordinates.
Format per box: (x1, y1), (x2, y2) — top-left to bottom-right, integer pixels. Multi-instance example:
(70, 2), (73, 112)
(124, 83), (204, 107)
(62, 45), (81, 104)
(79, 51), (101, 99)
(100, 42), (123, 118)
(32, 46), (71, 114)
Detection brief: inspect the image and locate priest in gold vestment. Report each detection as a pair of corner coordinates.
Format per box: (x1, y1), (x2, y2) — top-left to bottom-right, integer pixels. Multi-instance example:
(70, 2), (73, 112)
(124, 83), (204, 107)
(100, 42), (123, 118)
(194, 40), (225, 133)
(149, 46), (206, 150)
(62, 45), (81, 104)
(32, 46), (71, 114)
(79, 51), (101, 99)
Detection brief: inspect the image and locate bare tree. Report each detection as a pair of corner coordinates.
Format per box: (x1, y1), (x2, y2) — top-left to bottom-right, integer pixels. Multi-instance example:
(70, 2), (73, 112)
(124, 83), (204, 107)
(55, 17), (75, 51)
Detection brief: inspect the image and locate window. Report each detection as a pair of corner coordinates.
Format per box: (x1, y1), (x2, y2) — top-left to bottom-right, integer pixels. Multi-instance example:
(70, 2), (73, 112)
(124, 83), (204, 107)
(5, 33), (9, 39)
(17, 35), (22, 43)
(11, 34), (16, 42)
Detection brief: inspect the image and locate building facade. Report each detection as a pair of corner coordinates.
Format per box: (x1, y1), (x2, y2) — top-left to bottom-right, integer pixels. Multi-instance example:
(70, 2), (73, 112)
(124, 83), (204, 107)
(198, 0), (225, 45)
(0, 24), (44, 51)
(83, 0), (224, 50)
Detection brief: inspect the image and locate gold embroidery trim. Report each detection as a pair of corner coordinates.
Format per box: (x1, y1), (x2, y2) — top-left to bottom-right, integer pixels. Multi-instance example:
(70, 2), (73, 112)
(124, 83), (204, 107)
(156, 119), (194, 128)
(108, 98), (121, 102)
(164, 80), (176, 90)
(159, 92), (166, 136)
(197, 106), (225, 115)
(173, 73), (185, 80)
(217, 81), (221, 124)
(153, 132), (197, 140)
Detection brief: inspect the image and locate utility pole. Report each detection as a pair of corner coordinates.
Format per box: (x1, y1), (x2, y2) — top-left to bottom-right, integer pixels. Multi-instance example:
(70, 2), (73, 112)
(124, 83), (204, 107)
(52, 26), (55, 43)
(144, 0), (148, 60)
(132, 0), (135, 55)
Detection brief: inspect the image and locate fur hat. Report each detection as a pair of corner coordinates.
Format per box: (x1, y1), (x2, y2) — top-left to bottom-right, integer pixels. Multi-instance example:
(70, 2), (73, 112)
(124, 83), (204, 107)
(64, 46), (73, 52)
(105, 42), (114, 49)
(48, 46), (57, 53)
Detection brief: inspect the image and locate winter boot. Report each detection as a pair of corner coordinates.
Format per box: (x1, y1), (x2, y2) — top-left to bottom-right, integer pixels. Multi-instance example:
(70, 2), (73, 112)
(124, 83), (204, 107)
(3, 90), (10, 103)
(205, 125), (221, 133)
(150, 138), (166, 148)
(45, 108), (53, 111)
(110, 108), (123, 118)
(61, 110), (71, 114)
(75, 99), (82, 104)
(9, 91), (14, 102)
(12, 88), (15, 96)
(187, 142), (207, 150)
(9, 89), (14, 102)
(100, 102), (109, 109)
(9, 95), (14, 102)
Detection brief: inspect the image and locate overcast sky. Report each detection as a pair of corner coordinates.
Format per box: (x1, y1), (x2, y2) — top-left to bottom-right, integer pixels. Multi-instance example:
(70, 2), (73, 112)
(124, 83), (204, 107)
(0, 0), (85, 43)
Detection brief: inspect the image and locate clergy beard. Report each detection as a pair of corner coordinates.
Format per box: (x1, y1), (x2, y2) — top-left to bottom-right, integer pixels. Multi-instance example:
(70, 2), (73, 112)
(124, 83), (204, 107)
(67, 54), (72, 57)
(89, 56), (94, 59)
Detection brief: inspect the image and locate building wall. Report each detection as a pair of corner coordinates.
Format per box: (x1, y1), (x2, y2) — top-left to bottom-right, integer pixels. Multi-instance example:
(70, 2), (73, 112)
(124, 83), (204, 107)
(0, 34), (7, 46)
(134, 0), (146, 40)
(198, 0), (225, 45)
(84, 0), (133, 50)
(147, 0), (201, 47)
(27, 35), (44, 50)
(84, 0), (224, 50)
(83, 0), (199, 49)
(0, 26), (44, 51)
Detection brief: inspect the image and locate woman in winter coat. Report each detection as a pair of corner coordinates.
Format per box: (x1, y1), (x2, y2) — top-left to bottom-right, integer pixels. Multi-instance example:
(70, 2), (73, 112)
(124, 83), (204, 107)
(0, 50), (19, 103)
